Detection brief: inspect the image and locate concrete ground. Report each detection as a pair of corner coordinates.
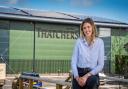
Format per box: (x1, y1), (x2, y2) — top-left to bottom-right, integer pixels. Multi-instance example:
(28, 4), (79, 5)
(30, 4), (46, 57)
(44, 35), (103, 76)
(1, 74), (128, 89)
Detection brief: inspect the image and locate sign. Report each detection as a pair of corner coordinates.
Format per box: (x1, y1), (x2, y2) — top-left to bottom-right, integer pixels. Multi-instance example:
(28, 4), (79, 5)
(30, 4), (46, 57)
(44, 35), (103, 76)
(0, 63), (6, 79)
(37, 28), (79, 39)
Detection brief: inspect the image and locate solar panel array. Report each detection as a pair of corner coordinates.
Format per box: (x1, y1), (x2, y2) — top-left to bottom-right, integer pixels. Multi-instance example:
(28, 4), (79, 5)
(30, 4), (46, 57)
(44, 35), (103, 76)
(0, 6), (127, 24)
(0, 6), (27, 15)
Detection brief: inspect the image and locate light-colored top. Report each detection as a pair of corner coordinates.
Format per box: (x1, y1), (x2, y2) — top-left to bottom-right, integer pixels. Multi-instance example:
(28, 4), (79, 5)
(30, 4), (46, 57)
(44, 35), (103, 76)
(71, 37), (104, 78)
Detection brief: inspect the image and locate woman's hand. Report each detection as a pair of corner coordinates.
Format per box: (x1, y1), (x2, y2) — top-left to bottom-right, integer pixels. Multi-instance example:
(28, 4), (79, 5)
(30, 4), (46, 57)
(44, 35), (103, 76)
(79, 76), (88, 87)
(79, 73), (92, 87)
(75, 76), (88, 87)
(75, 77), (83, 86)
(75, 73), (91, 87)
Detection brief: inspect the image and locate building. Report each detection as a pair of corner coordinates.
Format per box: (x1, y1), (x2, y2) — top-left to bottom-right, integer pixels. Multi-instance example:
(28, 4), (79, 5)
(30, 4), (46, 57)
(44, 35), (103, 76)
(0, 6), (128, 74)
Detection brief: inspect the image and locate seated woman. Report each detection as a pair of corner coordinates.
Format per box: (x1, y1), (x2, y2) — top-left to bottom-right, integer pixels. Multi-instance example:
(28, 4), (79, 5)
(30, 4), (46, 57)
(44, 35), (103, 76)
(71, 18), (104, 89)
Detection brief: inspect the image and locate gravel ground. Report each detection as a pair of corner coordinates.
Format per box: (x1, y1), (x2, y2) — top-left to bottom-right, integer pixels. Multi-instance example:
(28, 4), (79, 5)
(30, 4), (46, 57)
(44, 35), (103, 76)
(2, 74), (128, 89)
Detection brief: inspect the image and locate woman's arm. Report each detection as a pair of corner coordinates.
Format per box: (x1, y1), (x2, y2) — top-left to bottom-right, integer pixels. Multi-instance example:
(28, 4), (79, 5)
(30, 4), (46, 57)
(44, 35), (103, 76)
(71, 39), (79, 78)
(90, 39), (104, 75)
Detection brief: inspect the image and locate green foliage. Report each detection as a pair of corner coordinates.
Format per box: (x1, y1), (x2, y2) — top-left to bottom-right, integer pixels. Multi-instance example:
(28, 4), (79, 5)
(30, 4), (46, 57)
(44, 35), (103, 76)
(111, 32), (128, 76)
(115, 55), (128, 74)
(111, 36), (128, 64)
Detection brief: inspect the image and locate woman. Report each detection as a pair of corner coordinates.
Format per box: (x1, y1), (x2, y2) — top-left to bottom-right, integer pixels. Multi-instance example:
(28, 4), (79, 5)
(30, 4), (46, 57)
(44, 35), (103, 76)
(71, 18), (104, 89)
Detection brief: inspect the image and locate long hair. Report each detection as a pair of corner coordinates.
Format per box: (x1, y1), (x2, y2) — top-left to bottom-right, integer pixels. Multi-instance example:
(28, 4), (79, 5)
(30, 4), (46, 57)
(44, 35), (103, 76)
(80, 17), (97, 45)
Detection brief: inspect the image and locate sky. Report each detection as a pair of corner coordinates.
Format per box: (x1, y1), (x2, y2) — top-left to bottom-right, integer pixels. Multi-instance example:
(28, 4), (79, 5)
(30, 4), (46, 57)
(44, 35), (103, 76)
(0, 0), (128, 23)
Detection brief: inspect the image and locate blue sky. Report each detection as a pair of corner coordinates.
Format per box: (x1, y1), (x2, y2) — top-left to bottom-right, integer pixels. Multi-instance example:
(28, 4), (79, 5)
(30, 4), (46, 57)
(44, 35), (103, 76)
(0, 0), (128, 23)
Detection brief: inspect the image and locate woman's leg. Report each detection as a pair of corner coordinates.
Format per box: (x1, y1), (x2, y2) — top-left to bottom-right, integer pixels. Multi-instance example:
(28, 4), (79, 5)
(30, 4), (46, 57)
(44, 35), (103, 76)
(72, 77), (81, 89)
(84, 75), (99, 89)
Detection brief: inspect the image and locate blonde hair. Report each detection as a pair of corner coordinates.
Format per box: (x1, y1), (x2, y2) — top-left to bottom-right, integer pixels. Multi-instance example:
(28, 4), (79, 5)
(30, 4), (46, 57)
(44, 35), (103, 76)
(80, 18), (97, 45)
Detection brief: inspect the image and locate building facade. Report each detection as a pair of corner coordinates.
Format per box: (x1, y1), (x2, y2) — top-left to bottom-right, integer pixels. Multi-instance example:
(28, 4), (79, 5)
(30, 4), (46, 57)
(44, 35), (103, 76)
(0, 6), (128, 74)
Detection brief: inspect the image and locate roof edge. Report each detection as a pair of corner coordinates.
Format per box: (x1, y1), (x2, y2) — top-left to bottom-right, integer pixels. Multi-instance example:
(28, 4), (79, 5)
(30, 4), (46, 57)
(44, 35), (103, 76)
(0, 13), (128, 28)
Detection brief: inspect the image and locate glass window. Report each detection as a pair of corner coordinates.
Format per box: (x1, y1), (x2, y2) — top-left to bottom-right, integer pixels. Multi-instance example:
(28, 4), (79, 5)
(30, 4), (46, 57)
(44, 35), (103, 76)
(99, 27), (111, 37)
(111, 28), (127, 36)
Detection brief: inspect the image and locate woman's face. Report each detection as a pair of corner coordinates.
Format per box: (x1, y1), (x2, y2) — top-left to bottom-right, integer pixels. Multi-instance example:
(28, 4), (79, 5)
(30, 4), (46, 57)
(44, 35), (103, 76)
(83, 22), (93, 38)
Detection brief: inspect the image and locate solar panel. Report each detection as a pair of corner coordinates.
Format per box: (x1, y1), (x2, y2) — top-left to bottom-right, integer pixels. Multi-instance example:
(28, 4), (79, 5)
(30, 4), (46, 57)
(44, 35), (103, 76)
(0, 6), (27, 15)
(24, 9), (78, 20)
(75, 14), (124, 24)
(0, 6), (127, 24)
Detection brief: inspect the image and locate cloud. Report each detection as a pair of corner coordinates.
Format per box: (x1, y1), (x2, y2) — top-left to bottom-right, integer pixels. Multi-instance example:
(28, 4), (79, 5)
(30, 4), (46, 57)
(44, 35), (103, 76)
(9, 0), (18, 4)
(55, 0), (64, 2)
(48, 0), (64, 3)
(0, 0), (9, 4)
(0, 0), (19, 5)
(0, 0), (26, 5)
(70, 0), (101, 7)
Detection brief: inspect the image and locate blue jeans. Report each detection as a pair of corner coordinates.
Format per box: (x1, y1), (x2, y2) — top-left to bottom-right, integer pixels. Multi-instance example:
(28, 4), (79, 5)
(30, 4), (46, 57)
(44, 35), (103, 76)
(72, 67), (99, 89)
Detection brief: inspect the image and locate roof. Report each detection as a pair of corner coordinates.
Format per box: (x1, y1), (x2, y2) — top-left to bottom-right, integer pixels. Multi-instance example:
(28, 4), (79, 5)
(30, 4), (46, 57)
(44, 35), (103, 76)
(0, 6), (128, 27)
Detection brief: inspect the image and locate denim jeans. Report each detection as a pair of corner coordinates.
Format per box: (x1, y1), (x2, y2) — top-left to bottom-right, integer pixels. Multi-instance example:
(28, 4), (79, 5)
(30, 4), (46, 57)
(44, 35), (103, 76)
(72, 67), (99, 89)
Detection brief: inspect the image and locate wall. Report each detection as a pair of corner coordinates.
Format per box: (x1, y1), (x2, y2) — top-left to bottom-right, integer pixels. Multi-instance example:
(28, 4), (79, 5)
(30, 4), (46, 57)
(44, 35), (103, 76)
(0, 19), (121, 74)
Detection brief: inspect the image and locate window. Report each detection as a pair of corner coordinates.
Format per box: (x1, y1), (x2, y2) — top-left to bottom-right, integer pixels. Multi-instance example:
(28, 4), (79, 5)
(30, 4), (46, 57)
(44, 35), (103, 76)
(99, 28), (111, 37)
